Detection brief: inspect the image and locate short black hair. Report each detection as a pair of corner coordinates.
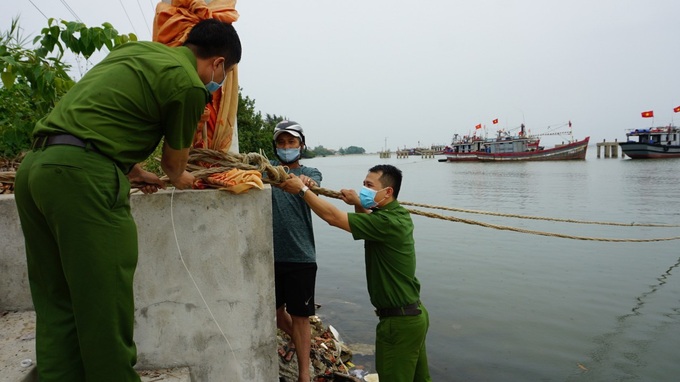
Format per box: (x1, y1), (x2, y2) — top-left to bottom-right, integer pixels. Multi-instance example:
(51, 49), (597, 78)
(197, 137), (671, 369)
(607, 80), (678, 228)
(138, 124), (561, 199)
(183, 19), (242, 67)
(369, 164), (402, 198)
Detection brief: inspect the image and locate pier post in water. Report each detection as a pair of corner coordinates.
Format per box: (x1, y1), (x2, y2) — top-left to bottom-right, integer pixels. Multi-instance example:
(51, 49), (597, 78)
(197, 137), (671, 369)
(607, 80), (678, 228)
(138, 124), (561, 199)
(596, 139), (619, 159)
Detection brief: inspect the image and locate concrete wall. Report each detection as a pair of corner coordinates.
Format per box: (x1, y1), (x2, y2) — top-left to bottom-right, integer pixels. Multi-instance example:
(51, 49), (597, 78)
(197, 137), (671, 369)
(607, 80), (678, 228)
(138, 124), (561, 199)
(0, 188), (278, 382)
(0, 195), (30, 311)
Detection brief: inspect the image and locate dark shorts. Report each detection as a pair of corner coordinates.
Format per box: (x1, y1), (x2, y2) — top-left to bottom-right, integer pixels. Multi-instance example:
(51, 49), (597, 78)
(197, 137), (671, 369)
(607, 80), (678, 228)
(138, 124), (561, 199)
(275, 262), (317, 317)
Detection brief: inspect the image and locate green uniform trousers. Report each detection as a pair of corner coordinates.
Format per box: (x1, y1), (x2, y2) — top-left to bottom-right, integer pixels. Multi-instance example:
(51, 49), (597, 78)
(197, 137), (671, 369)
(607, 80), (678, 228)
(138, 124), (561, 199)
(14, 145), (141, 382)
(375, 302), (432, 382)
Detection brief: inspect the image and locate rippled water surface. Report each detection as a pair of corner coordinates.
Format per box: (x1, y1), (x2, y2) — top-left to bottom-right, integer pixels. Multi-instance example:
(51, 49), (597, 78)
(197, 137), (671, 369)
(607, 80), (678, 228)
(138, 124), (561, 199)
(302, 152), (680, 381)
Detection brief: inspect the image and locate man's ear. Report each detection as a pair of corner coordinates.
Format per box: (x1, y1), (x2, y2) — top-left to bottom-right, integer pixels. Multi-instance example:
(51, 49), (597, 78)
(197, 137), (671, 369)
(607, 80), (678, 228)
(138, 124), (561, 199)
(212, 57), (225, 70)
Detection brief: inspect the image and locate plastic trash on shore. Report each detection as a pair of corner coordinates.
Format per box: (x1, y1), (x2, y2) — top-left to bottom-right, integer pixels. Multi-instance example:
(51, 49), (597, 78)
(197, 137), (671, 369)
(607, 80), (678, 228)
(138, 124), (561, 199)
(328, 324), (343, 343)
(278, 315), (378, 381)
(349, 369), (367, 379)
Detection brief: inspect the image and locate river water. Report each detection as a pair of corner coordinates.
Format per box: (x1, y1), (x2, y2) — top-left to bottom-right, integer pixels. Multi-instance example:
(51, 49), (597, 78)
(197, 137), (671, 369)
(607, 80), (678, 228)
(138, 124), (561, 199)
(301, 151), (680, 381)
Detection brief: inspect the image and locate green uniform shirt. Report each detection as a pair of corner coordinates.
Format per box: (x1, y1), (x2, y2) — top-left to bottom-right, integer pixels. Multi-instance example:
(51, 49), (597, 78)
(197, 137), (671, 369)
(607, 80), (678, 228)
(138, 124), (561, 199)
(348, 200), (422, 309)
(33, 41), (209, 173)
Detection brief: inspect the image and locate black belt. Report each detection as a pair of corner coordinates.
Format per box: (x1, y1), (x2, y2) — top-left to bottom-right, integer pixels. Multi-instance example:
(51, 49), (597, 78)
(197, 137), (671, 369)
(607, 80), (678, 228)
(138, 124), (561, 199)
(375, 301), (422, 318)
(32, 134), (101, 154)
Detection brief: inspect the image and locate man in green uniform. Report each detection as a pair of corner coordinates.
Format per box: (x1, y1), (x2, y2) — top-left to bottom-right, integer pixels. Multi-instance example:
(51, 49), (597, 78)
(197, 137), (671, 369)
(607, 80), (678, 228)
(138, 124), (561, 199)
(280, 164), (431, 382)
(13, 19), (241, 382)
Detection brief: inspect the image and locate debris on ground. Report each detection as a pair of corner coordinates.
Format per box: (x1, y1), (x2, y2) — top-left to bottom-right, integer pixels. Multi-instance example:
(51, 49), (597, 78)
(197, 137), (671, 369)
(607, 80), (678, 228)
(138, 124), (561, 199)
(0, 159), (19, 195)
(278, 315), (373, 382)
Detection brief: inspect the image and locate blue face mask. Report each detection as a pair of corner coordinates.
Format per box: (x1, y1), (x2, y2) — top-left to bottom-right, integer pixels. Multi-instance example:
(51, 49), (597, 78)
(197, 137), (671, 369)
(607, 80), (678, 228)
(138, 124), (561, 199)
(276, 148), (301, 163)
(359, 186), (379, 209)
(205, 64), (226, 93)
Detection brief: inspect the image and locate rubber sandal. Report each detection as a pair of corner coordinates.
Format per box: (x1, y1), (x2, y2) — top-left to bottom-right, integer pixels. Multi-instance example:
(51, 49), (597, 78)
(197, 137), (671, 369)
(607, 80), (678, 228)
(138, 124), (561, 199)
(278, 344), (296, 363)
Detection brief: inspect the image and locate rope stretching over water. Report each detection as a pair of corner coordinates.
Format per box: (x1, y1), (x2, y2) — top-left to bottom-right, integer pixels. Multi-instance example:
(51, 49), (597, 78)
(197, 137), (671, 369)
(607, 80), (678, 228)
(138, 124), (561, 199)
(203, 148), (677, 242)
(399, 201), (680, 228)
(311, 187), (680, 243)
(3, 148), (679, 242)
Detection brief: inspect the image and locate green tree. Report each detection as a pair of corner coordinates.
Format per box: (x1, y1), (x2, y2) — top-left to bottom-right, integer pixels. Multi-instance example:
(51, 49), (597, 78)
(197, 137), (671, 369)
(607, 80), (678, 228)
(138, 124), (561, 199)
(261, 114), (285, 158)
(340, 146), (365, 155)
(0, 17), (136, 159)
(310, 145), (334, 157)
(236, 91), (282, 157)
(0, 82), (42, 157)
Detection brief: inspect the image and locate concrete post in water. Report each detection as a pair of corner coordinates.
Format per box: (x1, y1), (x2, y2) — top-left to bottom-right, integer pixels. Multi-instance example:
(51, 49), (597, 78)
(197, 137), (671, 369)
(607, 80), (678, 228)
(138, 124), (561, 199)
(612, 139), (618, 158)
(596, 140), (620, 159)
(605, 142), (611, 158)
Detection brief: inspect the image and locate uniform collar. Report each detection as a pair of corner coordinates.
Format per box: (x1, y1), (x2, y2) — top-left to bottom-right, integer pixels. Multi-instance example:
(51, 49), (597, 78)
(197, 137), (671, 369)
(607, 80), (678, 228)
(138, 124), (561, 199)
(373, 199), (399, 212)
(176, 46), (198, 70)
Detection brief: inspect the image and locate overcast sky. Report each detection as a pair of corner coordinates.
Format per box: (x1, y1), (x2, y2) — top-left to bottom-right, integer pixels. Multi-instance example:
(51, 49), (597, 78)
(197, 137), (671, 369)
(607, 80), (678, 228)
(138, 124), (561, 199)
(3, 0), (680, 152)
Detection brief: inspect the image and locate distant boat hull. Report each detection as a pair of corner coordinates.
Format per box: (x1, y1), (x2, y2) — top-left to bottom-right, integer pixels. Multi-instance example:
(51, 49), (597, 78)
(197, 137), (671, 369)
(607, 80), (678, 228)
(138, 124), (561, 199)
(619, 126), (680, 159)
(444, 153), (480, 162)
(619, 142), (680, 159)
(443, 137), (589, 162)
(476, 137), (589, 161)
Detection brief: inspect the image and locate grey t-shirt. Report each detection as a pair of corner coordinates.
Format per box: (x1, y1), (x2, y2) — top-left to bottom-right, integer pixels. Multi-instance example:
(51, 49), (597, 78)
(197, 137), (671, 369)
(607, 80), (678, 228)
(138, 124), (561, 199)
(270, 162), (323, 263)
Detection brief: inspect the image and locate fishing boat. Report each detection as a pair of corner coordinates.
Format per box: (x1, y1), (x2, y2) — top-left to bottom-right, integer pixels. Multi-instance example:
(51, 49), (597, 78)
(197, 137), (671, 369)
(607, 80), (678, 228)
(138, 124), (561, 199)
(619, 126), (680, 159)
(443, 124), (589, 162)
(442, 134), (486, 161)
(476, 135), (590, 161)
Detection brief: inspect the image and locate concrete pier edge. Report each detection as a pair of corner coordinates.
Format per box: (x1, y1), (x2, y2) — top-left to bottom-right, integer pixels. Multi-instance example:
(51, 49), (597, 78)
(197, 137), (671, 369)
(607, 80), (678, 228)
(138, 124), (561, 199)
(0, 188), (278, 381)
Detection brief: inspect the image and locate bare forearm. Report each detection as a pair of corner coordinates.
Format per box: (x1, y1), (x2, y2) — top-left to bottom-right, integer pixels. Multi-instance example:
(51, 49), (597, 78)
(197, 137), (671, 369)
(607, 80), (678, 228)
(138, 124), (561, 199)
(160, 155), (187, 181)
(127, 164), (144, 180)
(302, 190), (350, 231)
(161, 142), (194, 189)
(280, 175), (351, 232)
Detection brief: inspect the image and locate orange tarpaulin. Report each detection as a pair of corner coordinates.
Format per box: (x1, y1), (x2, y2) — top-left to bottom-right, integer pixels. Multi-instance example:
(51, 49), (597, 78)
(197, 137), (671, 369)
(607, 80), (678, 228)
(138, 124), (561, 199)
(153, 0), (240, 152)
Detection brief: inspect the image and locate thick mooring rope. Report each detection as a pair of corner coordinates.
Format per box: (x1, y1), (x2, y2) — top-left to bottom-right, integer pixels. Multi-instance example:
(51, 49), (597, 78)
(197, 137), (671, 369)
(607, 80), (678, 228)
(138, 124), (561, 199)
(3, 148), (679, 242)
(405, 208), (680, 243)
(309, 186), (680, 242)
(399, 201), (680, 228)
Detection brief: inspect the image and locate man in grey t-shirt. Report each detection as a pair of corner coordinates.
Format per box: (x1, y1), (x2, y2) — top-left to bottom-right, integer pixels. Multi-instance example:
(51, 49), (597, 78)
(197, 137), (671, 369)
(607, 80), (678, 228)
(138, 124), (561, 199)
(270, 121), (322, 382)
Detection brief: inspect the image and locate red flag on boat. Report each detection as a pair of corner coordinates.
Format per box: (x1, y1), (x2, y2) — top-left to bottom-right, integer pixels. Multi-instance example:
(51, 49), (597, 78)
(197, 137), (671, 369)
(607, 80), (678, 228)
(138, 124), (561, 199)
(475, 124), (482, 129)
(492, 119), (498, 124)
(641, 110), (654, 118)
(674, 106), (680, 113)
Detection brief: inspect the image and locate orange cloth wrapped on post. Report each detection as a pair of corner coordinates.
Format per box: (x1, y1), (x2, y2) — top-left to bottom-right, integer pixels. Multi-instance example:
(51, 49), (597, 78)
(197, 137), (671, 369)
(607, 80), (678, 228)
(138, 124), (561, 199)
(194, 169), (264, 194)
(153, 0), (240, 152)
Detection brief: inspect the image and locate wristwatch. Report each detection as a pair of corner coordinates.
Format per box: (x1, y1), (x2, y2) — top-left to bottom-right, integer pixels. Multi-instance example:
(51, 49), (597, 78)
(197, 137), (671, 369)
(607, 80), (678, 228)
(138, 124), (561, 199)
(298, 185), (309, 197)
